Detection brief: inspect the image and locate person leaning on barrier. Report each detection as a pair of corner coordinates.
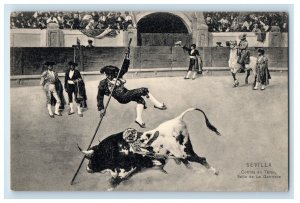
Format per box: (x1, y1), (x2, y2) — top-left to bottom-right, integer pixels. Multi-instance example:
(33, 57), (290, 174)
(40, 61), (65, 118)
(86, 39), (94, 48)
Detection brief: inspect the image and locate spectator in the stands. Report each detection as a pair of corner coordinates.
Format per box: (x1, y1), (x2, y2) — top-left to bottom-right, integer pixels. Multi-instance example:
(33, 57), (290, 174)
(57, 12), (64, 29)
(116, 12), (124, 30)
(11, 18), (16, 28)
(230, 17), (239, 31)
(205, 14), (214, 32)
(123, 11), (134, 30)
(91, 12), (99, 23)
(218, 16), (230, 32)
(281, 13), (288, 32)
(241, 19), (251, 32)
(98, 12), (107, 29)
(37, 16), (47, 29)
(25, 19), (32, 28)
(32, 21), (37, 28)
(107, 12), (118, 29)
(42, 12), (50, 23)
(252, 24), (261, 33)
(47, 14), (59, 24)
(72, 12), (81, 29)
(85, 19), (95, 30)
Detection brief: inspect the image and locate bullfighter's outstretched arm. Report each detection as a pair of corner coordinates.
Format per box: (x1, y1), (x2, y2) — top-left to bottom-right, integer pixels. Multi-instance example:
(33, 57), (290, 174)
(182, 46), (191, 52)
(119, 47), (131, 78)
(119, 58), (130, 78)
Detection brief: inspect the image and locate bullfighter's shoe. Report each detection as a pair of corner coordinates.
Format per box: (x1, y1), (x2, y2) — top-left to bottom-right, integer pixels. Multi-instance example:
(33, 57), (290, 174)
(49, 114), (54, 118)
(78, 113), (83, 117)
(253, 83), (259, 90)
(68, 111), (75, 115)
(154, 103), (167, 110)
(135, 120), (146, 128)
(54, 112), (62, 116)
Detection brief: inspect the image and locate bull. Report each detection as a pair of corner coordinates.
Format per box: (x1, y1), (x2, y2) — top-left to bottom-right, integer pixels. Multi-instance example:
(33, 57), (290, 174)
(78, 108), (220, 190)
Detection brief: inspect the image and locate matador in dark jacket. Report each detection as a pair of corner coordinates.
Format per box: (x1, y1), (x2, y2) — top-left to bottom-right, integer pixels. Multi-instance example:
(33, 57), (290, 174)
(97, 48), (167, 128)
(64, 61), (87, 117)
(183, 44), (203, 80)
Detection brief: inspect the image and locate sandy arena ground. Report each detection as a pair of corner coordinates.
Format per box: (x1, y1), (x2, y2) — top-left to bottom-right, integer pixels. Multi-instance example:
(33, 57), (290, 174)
(10, 74), (288, 191)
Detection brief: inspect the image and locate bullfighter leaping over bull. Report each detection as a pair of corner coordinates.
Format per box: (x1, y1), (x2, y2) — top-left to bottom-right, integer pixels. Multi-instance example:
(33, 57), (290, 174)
(97, 48), (167, 128)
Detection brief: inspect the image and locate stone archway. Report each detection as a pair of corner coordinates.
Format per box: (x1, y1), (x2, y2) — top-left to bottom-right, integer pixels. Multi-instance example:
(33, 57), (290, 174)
(136, 12), (192, 46)
(135, 11), (193, 33)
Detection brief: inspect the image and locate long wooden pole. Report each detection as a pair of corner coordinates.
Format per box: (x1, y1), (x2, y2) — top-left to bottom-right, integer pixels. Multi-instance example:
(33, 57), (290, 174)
(70, 38), (132, 185)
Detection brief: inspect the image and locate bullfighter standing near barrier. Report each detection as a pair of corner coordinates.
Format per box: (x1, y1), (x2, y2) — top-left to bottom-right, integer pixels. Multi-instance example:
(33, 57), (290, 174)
(183, 44), (203, 80)
(237, 33), (249, 73)
(253, 48), (271, 90)
(97, 48), (167, 128)
(64, 61), (86, 117)
(40, 61), (65, 118)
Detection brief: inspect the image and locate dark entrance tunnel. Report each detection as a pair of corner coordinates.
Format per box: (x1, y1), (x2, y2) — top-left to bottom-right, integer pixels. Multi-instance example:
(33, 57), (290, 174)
(137, 12), (190, 46)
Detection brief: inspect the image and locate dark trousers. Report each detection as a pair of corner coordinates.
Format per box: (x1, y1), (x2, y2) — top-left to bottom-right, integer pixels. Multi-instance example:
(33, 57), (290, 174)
(67, 84), (79, 103)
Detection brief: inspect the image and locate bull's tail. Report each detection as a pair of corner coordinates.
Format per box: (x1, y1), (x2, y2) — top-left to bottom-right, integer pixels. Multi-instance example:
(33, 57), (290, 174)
(177, 108), (221, 136)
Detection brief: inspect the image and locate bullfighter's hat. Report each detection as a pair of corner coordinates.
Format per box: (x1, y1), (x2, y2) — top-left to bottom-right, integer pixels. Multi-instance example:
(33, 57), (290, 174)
(257, 48), (265, 55)
(100, 65), (120, 75)
(68, 61), (75, 66)
(239, 33), (247, 40)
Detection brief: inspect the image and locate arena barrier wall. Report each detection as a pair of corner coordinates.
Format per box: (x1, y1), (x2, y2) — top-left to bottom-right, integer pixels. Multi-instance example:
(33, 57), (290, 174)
(11, 46), (288, 76)
(10, 29), (288, 48)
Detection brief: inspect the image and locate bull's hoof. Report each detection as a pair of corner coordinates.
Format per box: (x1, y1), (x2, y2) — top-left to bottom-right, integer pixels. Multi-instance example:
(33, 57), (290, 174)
(209, 167), (219, 176)
(245, 78), (248, 84)
(232, 80), (239, 87)
(109, 177), (122, 188)
(54, 112), (62, 116)
(160, 168), (168, 174)
(106, 187), (114, 192)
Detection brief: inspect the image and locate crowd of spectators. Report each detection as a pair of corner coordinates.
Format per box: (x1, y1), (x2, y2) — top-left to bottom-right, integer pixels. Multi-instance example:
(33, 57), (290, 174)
(10, 11), (135, 31)
(203, 12), (288, 32)
(10, 11), (288, 33)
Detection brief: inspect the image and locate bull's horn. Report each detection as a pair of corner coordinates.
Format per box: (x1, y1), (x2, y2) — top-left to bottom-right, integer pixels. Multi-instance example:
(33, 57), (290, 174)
(77, 144), (94, 157)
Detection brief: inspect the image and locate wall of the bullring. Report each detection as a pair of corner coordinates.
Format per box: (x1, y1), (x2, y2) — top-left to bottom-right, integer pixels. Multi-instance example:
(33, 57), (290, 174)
(11, 46), (288, 76)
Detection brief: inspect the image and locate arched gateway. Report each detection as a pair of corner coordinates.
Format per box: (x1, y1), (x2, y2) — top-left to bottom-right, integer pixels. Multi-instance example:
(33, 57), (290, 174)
(136, 12), (193, 46)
